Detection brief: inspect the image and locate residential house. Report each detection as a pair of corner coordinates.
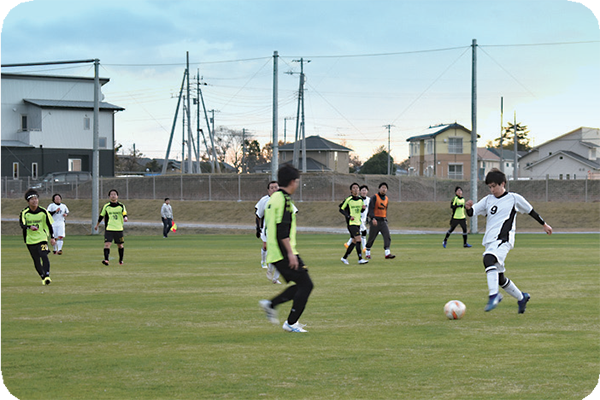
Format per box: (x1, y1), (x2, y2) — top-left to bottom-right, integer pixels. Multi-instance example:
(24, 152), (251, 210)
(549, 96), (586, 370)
(1, 73), (124, 179)
(477, 148), (501, 180)
(406, 123), (473, 179)
(519, 127), (600, 180)
(485, 148), (525, 181)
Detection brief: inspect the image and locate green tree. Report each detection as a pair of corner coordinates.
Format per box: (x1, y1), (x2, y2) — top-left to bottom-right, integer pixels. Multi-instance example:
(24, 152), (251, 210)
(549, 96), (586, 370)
(359, 148), (395, 175)
(491, 122), (533, 152)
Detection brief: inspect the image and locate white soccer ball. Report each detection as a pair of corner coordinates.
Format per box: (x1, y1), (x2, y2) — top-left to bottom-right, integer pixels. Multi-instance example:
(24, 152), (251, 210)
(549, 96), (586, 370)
(444, 300), (466, 320)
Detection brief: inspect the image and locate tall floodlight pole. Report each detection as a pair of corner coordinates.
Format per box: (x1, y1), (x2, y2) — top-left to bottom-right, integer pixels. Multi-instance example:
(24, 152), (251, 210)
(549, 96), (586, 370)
(300, 62), (307, 173)
(500, 97), (504, 173)
(91, 59), (100, 234)
(383, 124), (394, 175)
(272, 51), (279, 180)
(470, 39), (478, 234)
(186, 52), (193, 174)
(513, 111), (518, 180)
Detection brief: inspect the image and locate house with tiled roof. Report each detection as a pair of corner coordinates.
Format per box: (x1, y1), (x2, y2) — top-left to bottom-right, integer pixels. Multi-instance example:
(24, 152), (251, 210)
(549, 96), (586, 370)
(519, 127), (600, 180)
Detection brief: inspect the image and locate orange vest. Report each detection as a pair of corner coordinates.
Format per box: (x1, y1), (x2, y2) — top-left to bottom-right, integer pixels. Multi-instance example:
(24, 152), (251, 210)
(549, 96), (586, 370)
(373, 195), (388, 218)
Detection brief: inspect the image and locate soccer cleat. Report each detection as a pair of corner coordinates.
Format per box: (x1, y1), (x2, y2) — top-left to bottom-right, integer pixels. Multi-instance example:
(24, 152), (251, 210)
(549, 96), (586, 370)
(365, 254), (371, 260)
(442, 240), (447, 248)
(102, 260), (109, 266)
(272, 279), (282, 284)
(385, 254), (396, 259)
(261, 262), (268, 269)
(518, 292), (530, 314)
(484, 293), (503, 312)
(57, 250), (63, 255)
(282, 320), (308, 333)
(259, 300), (279, 325)
(463, 243), (472, 248)
(43, 277), (52, 286)
(53, 251), (57, 254)
(358, 259), (369, 264)
(340, 257), (349, 265)
(119, 261), (124, 265)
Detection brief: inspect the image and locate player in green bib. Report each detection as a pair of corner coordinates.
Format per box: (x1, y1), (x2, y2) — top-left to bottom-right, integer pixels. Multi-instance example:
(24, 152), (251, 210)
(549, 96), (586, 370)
(443, 186), (471, 248)
(95, 189), (128, 265)
(339, 182), (367, 264)
(19, 189), (56, 285)
(259, 164), (314, 333)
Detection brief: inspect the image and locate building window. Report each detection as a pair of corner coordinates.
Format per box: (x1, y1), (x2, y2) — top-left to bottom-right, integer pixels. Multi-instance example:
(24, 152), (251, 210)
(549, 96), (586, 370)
(425, 139), (434, 155)
(69, 158), (82, 172)
(448, 164), (463, 180)
(21, 115), (28, 131)
(84, 117), (91, 130)
(448, 137), (463, 154)
(559, 174), (563, 180)
(566, 174), (570, 180)
(99, 137), (107, 149)
(12, 162), (19, 179)
(31, 163), (38, 179)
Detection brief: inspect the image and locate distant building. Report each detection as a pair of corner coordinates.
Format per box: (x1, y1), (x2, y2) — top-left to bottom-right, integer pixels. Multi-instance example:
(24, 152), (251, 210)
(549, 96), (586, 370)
(406, 123), (473, 179)
(519, 127), (600, 180)
(1, 73), (124, 179)
(477, 148), (501, 180)
(485, 148), (525, 181)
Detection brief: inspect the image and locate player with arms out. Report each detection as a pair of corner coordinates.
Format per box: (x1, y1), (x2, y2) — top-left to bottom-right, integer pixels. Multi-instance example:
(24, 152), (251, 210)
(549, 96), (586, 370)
(466, 168), (552, 313)
(259, 164), (314, 333)
(47, 193), (69, 254)
(19, 189), (56, 285)
(339, 182), (368, 265)
(95, 189), (128, 266)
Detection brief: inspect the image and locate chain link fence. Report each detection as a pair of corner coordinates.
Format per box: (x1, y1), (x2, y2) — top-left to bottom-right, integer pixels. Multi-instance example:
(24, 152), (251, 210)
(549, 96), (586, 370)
(2, 173), (599, 202)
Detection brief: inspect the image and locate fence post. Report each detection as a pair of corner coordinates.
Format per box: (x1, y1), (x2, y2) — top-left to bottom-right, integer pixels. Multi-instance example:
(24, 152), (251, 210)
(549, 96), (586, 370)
(238, 174), (241, 201)
(398, 174), (402, 202)
(299, 175), (303, 202)
(331, 174), (335, 201)
(585, 175), (588, 203)
(209, 174), (212, 201)
(433, 175), (437, 202)
(546, 174), (549, 202)
(126, 177), (129, 200)
(153, 175), (156, 200)
(180, 174), (183, 201)
(75, 175), (79, 200)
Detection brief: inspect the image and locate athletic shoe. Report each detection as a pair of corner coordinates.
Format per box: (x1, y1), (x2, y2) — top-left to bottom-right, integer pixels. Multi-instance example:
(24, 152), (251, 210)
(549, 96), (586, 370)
(119, 261), (124, 265)
(102, 260), (109, 266)
(358, 259), (369, 264)
(365, 254), (371, 260)
(442, 240), (447, 248)
(261, 262), (268, 269)
(272, 279), (282, 284)
(344, 243), (349, 249)
(259, 300), (279, 325)
(484, 293), (503, 312)
(53, 251), (57, 254)
(43, 277), (52, 286)
(57, 250), (63, 255)
(282, 320), (308, 333)
(518, 292), (530, 314)
(385, 254), (396, 259)
(340, 257), (349, 265)
(463, 243), (472, 248)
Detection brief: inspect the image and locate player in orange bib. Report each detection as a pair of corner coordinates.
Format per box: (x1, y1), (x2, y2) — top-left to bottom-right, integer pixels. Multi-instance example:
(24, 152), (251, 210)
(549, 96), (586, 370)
(365, 182), (395, 259)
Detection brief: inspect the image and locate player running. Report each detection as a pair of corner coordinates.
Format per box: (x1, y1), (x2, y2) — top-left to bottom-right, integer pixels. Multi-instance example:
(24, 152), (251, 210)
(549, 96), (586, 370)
(95, 189), (128, 266)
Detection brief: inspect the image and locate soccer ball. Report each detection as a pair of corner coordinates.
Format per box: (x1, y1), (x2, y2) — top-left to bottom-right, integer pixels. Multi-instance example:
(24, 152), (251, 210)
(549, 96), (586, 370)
(444, 300), (466, 320)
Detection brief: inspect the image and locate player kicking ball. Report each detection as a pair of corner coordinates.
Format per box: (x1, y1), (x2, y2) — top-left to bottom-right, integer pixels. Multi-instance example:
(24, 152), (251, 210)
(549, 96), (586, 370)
(465, 169), (552, 313)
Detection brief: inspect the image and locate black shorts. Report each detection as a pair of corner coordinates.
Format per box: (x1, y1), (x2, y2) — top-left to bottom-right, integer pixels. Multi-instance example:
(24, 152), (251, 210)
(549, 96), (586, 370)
(346, 224), (361, 238)
(104, 230), (125, 244)
(27, 242), (50, 257)
(273, 255), (309, 284)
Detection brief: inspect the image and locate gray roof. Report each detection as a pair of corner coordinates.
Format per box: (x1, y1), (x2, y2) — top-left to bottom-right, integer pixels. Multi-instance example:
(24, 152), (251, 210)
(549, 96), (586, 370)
(406, 123), (470, 141)
(279, 135), (352, 152)
(1, 140), (34, 148)
(24, 99), (125, 111)
(524, 150), (600, 170)
(253, 157), (332, 173)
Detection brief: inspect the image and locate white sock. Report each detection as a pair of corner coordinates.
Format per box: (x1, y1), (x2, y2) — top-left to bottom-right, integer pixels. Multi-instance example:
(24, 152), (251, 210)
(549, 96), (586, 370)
(261, 249), (267, 264)
(365, 249), (370, 256)
(57, 239), (63, 251)
(503, 280), (523, 300)
(486, 269), (499, 296)
(385, 249), (390, 256)
(346, 238), (353, 246)
(361, 237), (366, 249)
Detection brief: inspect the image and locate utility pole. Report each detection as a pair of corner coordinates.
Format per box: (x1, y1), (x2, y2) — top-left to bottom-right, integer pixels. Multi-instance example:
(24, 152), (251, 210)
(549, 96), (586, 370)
(186, 52), (193, 174)
(470, 38), (478, 234)
(92, 59), (100, 234)
(208, 109), (221, 173)
(242, 128), (247, 174)
(513, 111), (518, 180)
(283, 117), (294, 143)
(383, 124), (394, 175)
(500, 97), (504, 173)
(288, 58), (310, 172)
(271, 51), (279, 181)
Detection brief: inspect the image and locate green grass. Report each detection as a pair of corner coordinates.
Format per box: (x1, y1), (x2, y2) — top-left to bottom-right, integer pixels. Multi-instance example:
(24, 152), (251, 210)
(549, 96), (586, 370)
(2, 233), (599, 399)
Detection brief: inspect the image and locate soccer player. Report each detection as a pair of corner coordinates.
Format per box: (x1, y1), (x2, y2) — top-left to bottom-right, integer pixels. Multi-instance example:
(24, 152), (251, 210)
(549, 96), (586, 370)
(161, 198), (173, 238)
(259, 164), (314, 333)
(345, 184), (370, 252)
(19, 189), (56, 285)
(442, 186), (471, 248)
(339, 182), (368, 265)
(255, 180), (282, 284)
(94, 189), (128, 266)
(365, 182), (395, 259)
(465, 168), (552, 313)
(47, 193), (69, 254)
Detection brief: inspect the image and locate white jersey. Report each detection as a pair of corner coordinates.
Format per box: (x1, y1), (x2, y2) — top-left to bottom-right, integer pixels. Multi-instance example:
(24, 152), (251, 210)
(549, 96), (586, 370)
(47, 203), (69, 224)
(471, 192), (533, 247)
(360, 196), (370, 229)
(255, 195), (270, 229)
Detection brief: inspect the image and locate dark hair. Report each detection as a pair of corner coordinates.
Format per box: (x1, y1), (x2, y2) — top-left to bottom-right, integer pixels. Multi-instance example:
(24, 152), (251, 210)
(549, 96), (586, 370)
(455, 186), (462, 193)
(267, 180), (278, 189)
(485, 168), (507, 185)
(278, 164), (300, 187)
(349, 182), (359, 190)
(108, 189), (119, 196)
(164, 197), (170, 201)
(24, 189), (39, 201)
(52, 193), (62, 202)
(359, 185), (369, 191)
(378, 182), (388, 189)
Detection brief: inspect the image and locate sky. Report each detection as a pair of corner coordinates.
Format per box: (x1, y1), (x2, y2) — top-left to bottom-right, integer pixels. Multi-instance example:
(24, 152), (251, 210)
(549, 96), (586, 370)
(1, 0), (599, 165)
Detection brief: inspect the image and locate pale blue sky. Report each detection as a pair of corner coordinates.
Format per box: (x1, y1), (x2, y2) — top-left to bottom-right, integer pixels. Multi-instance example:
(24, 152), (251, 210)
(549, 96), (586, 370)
(1, 0), (599, 163)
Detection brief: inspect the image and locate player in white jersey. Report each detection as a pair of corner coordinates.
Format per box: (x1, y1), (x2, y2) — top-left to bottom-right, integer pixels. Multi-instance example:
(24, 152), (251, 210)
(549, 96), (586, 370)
(47, 193), (69, 255)
(255, 181), (281, 284)
(466, 169), (552, 313)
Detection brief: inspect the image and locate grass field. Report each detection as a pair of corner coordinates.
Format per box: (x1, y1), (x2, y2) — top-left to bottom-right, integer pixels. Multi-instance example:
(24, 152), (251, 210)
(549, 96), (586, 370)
(1, 233), (599, 399)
